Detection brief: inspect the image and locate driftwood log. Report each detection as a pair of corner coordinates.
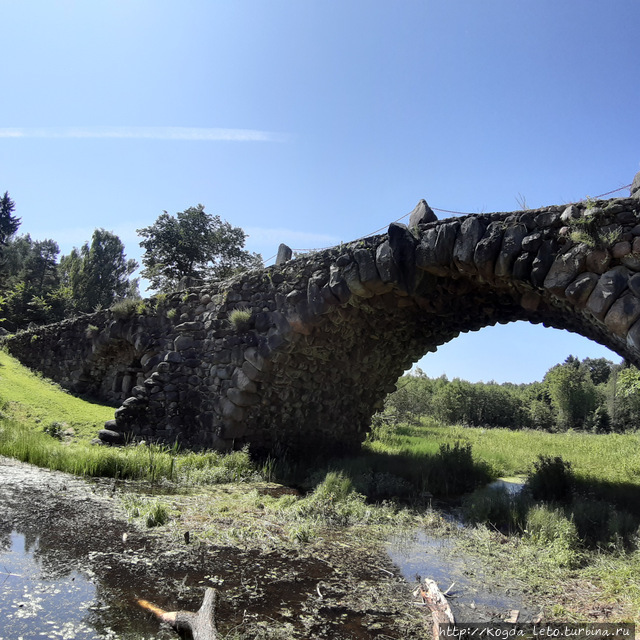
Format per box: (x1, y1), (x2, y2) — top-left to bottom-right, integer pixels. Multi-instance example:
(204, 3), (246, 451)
(419, 578), (455, 640)
(138, 588), (218, 640)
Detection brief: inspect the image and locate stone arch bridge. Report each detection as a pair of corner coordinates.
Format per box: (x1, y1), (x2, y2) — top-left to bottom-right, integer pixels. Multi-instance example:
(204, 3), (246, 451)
(6, 177), (640, 455)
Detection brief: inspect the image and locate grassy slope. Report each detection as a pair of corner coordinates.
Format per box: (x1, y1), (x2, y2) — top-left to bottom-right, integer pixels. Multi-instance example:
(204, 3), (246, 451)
(0, 349), (114, 440)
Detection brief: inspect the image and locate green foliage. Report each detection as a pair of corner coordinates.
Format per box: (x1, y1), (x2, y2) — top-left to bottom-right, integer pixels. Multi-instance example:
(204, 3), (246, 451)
(288, 471), (374, 527)
(524, 504), (580, 566)
(59, 228), (139, 314)
(122, 495), (171, 527)
(110, 298), (145, 318)
(42, 421), (64, 439)
(137, 205), (262, 292)
(228, 308), (252, 331)
(0, 191), (20, 249)
(526, 455), (574, 502)
(543, 356), (599, 430)
(464, 483), (533, 534)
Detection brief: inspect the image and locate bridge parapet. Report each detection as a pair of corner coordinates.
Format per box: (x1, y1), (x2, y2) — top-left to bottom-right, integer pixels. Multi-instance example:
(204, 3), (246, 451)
(6, 184), (640, 455)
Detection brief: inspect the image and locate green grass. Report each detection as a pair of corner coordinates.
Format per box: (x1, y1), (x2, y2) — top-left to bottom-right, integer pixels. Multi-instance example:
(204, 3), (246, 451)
(367, 418), (640, 489)
(0, 350), (115, 440)
(0, 350), (264, 484)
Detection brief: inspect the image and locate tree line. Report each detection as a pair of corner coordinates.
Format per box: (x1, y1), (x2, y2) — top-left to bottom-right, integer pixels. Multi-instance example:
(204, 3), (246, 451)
(382, 355), (640, 434)
(0, 192), (261, 332)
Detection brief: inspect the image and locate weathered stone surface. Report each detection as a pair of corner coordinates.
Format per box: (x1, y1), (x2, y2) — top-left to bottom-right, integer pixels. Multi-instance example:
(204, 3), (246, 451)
(565, 272), (599, 308)
(276, 243), (293, 265)
(388, 222), (417, 291)
(474, 225), (504, 281)
(453, 217), (484, 272)
(530, 242), (556, 288)
(631, 171), (640, 198)
(585, 249), (612, 274)
(328, 264), (352, 303)
(604, 293), (640, 335)
(495, 225), (527, 278)
(408, 199), (437, 228)
(612, 241), (632, 259)
(521, 232), (543, 253)
(375, 240), (400, 284)
(561, 205), (579, 222)
(586, 266), (629, 320)
(343, 262), (373, 298)
(512, 252), (534, 281)
(544, 245), (587, 295)
(6, 188), (640, 457)
(232, 368), (257, 393)
(353, 248), (387, 293)
(98, 429), (126, 445)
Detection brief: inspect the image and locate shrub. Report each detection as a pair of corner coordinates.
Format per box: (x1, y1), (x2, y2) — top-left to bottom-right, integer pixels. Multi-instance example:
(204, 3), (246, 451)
(571, 498), (639, 549)
(43, 421), (64, 440)
(526, 455), (574, 502)
(423, 441), (491, 497)
(463, 485), (530, 534)
(228, 308), (252, 331)
(110, 298), (142, 318)
(525, 504), (580, 559)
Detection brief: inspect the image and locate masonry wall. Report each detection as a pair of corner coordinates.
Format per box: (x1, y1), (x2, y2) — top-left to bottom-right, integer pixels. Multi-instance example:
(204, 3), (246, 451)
(6, 189), (640, 455)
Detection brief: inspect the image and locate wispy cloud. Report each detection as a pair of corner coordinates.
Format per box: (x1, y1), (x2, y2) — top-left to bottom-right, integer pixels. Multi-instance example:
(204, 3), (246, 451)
(0, 126), (287, 142)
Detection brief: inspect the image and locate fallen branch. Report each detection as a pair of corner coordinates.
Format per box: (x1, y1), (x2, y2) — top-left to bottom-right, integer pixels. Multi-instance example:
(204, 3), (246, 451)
(418, 578), (455, 640)
(138, 587), (218, 640)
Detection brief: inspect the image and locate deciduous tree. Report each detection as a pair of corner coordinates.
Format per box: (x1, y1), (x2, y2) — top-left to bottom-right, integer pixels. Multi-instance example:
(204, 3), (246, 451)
(137, 205), (262, 292)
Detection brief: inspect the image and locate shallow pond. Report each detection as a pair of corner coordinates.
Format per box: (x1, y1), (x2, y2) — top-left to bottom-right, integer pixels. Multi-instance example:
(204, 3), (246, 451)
(0, 529), (175, 640)
(386, 478), (532, 623)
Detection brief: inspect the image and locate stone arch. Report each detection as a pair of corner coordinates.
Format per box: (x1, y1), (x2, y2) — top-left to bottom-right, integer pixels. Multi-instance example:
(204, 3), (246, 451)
(79, 338), (146, 406)
(5, 182), (640, 456)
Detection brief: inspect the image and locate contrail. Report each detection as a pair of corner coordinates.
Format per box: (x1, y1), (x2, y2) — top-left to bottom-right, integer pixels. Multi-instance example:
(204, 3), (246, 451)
(0, 126), (287, 142)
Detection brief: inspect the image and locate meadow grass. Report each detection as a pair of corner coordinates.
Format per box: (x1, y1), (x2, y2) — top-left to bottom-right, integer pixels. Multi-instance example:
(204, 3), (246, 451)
(0, 350), (114, 440)
(366, 417), (640, 490)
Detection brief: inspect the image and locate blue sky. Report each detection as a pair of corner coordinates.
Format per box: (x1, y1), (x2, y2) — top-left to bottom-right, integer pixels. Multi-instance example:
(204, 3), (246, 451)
(2, 1), (639, 383)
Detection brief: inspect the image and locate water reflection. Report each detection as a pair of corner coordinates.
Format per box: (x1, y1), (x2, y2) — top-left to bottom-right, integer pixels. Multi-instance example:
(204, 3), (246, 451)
(0, 529), (174, 640)
(387, 527), (531, 622)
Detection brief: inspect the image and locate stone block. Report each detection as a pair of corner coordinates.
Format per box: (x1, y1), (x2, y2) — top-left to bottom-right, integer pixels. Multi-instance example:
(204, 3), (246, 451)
(244, 346), (266, 371)
(584, 248), (611, 274)
(388, 222), (417, 291)
(227, 388), (260, 407)
(329, 264), (353, 303)
(342, 262), (373, 298)
(530, 242), (556, 288)
(174, 335), (195, 351)
(408, 199), (437, 228)
(242, 360), (262, 382)
(565, 272), (599, 308)
(604, 293), (640, 335)
(495, 224), (528, 278)
(474, 227), (503, 281)
(586, 266), (629, 320)
(375, 240), (400, 284)
(512, 252), (534, 281)
(453, 217), (484, 272)
(612, 241), (632, 259)
(232, 368), (258, 393)
(543, 245), (587, 296)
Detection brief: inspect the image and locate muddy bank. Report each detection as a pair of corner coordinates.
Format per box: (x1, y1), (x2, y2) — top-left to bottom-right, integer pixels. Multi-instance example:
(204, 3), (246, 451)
(0, 457), (427, 639)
